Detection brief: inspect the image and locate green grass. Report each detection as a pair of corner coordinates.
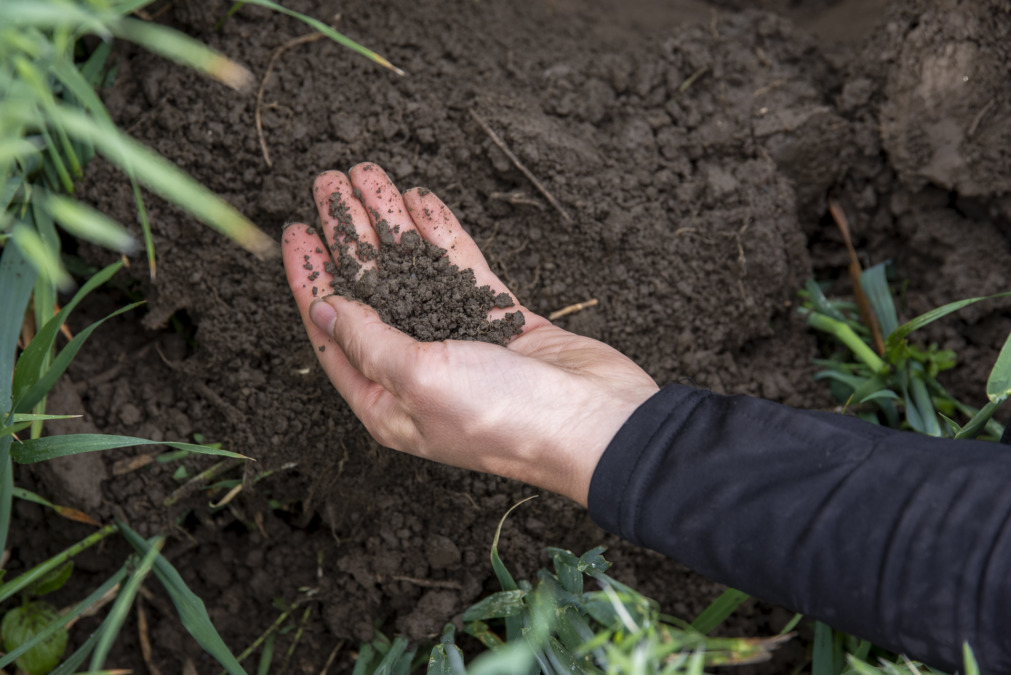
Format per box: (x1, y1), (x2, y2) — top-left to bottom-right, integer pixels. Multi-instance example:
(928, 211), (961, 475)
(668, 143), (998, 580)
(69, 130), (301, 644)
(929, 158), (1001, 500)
(353, 503), (787, 675)
(1, 1), (402, 672)
(800, 264), (1011, 439)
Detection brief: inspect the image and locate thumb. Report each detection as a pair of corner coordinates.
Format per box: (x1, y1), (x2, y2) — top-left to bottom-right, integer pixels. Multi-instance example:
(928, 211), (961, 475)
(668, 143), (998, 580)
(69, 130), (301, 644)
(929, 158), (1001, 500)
(309, 295), (418, 392)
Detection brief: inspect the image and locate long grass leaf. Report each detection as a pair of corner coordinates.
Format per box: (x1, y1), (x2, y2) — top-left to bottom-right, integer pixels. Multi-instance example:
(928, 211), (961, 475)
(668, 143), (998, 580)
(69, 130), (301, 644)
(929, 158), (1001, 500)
(691, 589), (750, 635)
(79, 40), (113, 88)
(12, 487), (99, 525)
(111, 18), (252, 90)
(954, 400), (1002, 441)
(0, 138), (44, 164)
(963, 643), (980, 675)
(14, 302), (142, 413)
(909, 371), (940, 437)
(90, 537), (164, 672)
(0, 524), (117, 603)
(12, 433), (249, 463)
(118, 522), (248, 675)
(237, 0), (405, 75)
(0, 453), (11, 562)
(256, 634), (275, 675)
(860, 263), (898, 338)
(886, 292), (1011, 349)
(986, 329), (1011, 404)
(10, 223), (71, 289)
(811, 622), (837, 675)
(0, 2), (114, 38)
(50, 612), (111, 675)
(113, 0), (160, 16)
(0, 566), (129, 671)
(129, 176), (156, 278)
(45, 193), (137, 253)
(0, 242), (37, 406)
(50, 105), (277, 258)
(0, 175), (25, 214)
(11, 261), (122, 405)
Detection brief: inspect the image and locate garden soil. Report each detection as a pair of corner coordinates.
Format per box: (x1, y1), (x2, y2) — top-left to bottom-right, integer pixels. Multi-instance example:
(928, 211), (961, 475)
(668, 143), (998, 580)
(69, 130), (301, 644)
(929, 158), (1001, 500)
(11, 0), (1011, 672)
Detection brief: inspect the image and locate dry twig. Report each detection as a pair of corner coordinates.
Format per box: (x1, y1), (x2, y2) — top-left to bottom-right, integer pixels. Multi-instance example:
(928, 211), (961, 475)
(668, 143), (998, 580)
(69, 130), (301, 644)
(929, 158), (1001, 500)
(828, 198), (884, 355)
(257, 32), (328, 167)
(385, 575), (464, 590)
(138, 601), (163, 675)
(549, 298), (599, 321)
(318, 641), (345, 675)
(469, 109), (573, 223)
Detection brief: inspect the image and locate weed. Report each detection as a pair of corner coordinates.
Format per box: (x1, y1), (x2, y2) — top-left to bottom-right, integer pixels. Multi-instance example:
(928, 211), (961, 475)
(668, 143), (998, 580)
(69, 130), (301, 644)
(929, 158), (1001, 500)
(800, 263), (1011, 440)
(353, 499), (785, 675)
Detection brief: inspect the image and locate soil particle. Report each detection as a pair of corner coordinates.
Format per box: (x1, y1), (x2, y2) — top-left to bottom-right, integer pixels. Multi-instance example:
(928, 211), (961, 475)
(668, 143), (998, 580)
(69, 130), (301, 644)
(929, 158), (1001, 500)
(323, 191), (525, 345)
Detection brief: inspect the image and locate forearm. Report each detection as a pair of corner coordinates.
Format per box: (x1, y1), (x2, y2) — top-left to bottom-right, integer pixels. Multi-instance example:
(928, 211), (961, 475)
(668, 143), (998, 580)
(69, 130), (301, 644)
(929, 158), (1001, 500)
(589, 385), (1011, 672)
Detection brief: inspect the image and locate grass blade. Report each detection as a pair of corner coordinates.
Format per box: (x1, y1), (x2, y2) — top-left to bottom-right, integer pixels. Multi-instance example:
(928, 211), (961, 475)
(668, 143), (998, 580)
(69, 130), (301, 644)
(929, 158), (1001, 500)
(238, 0), (404, 75)
(12, 486), (99, 525)
(986, 328), (1011, 404)
(859, 264), (898, 338)
(0, 524), (117, 604)
(14, 302), (143, 413)
(811, 622), (839, 675)
(130, 176), (156, 278)
(0, 242), (37, 405)
(44, 192), (137, 253)
(954, 400), (1003, 441)
(11, 260), (122, 404)
(12, 433), (249, 463)
(256, 634), (275, 675)
(49, 104), (277, 259)
(691, 589), (750, 635)
(10, 223), (71, 290)
(89, 537), (164, 672)
(963, 643), (980, 675)
(886, 291), (1011, 350)
(909, 369), (940, 437)
(0, 566), (129, 671)
(118, 521), (248, 675)
(111, 17), (252, 90)
(0, 453), (12, 563)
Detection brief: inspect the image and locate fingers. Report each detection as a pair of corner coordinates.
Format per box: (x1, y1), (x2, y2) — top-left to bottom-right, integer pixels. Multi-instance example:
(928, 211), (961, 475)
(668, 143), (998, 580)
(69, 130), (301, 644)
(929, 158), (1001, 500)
(316, 293), (423, 395)
(349, 163), (416, 245)
(312, 171), (379, 274)
(283, 221), (419, 448)
(404, 187), (551, 331)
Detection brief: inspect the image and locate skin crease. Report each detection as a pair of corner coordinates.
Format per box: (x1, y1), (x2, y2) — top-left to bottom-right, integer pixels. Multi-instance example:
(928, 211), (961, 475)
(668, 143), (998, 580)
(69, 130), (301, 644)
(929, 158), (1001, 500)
(282, 163), (659, 507)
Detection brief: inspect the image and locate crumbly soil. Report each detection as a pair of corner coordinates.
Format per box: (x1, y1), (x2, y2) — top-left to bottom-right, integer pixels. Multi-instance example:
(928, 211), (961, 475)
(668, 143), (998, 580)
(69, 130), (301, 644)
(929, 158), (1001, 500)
(317, 189), (524, 344)
(9, 0), (1011, 673)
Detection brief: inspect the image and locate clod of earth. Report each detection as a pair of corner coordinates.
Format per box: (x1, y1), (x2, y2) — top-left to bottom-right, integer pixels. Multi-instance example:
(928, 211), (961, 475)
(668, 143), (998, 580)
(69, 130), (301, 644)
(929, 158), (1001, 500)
(317, 190), (525, 345)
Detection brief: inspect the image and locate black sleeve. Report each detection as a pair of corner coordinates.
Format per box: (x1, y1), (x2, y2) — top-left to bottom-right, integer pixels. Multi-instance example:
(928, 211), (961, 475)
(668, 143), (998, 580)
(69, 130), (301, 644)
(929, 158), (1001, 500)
(588, 384), (1011, 673)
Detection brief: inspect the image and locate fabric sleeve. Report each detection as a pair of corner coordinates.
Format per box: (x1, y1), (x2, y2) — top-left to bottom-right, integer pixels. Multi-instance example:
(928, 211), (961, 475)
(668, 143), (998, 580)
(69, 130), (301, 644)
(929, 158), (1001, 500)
(588, 384), (1011, 673)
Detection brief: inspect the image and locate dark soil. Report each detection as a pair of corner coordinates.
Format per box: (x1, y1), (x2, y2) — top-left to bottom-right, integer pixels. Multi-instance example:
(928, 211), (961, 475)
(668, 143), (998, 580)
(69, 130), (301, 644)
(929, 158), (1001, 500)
(9, 0), (1011, 673)
(312, 187), (523, 344)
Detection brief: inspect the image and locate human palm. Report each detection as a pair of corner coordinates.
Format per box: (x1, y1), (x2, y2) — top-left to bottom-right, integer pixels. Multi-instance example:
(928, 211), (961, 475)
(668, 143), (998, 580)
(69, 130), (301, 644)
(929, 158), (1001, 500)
(282, 163), (658, 505)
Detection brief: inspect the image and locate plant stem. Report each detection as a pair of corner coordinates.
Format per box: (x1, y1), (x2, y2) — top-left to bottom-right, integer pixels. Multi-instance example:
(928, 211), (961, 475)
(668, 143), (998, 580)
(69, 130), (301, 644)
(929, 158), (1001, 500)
(0, 522), (117, 603)
(807, 313), (888, 375)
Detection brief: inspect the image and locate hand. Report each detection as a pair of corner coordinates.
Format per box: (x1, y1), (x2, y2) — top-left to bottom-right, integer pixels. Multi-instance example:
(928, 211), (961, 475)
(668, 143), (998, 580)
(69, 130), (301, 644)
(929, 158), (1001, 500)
(282, 163), (658, 506)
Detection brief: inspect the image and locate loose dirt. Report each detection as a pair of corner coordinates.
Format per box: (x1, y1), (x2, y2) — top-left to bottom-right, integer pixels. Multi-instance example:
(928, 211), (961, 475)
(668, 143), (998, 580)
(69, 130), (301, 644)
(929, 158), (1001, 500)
(319, 189), (524, 344)
(9, 0), (1010, 673)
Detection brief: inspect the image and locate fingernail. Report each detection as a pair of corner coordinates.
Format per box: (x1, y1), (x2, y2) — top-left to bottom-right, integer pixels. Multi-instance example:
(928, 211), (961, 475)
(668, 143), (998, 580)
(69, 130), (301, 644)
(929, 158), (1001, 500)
(309, 298), (337, 335)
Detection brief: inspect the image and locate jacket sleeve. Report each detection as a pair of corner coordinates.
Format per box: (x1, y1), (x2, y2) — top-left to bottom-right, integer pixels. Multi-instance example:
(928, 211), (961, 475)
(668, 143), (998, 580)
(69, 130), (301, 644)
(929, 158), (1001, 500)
(588, 384), (1011, 673)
